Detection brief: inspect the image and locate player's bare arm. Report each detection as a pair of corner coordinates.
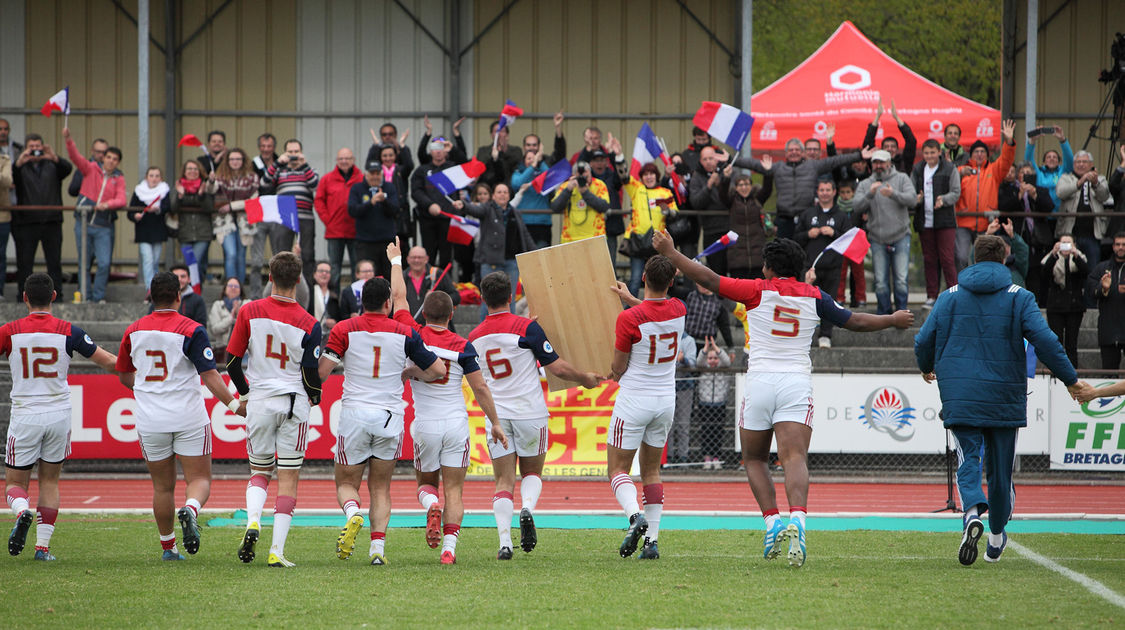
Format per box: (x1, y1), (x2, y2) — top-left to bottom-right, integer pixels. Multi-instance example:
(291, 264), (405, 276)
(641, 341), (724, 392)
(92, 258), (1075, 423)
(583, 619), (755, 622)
(90, 347), (118, 372)
(466, 371), (509, 448)
(317, 353), (340, 382)
(653, 229), (721, 292)
(843, 310), (914, 332)
(545, 357), (602, 389)
(400, 365), (431, 381)
(118, 370), (135, 390)
(608, 348), (630, 382)
(387, 237), (409, 313)
(610, 281), (642, 308)
(200, 369), (245, 417)
(1072, 380), (1109, 403)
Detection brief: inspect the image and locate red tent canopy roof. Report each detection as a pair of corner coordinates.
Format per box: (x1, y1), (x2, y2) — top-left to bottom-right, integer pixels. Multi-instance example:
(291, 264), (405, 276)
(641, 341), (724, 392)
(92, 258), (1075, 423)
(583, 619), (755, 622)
(748, 21), (1000, 152)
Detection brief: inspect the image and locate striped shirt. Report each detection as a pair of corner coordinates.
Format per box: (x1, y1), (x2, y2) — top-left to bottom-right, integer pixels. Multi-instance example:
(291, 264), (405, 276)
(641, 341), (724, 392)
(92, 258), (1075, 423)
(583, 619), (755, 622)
(265, 163), (319, 220)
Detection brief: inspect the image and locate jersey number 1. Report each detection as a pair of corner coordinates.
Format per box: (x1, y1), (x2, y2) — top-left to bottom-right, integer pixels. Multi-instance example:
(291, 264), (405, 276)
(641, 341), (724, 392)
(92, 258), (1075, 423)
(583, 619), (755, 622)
(19, 346), (59, 379)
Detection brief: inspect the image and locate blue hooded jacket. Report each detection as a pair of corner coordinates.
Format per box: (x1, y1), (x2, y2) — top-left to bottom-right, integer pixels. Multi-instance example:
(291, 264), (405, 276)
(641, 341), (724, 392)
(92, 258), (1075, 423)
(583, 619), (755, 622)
(914, 261), (1077, 428)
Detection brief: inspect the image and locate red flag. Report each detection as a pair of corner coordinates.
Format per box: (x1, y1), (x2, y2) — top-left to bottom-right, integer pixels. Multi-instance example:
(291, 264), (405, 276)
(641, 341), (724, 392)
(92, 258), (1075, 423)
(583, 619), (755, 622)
(178, 134), (203, 147)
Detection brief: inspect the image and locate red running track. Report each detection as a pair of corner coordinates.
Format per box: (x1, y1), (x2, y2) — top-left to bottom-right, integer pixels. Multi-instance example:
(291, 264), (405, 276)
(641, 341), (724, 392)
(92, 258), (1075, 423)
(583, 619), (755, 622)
(23, 479), (1125, 514)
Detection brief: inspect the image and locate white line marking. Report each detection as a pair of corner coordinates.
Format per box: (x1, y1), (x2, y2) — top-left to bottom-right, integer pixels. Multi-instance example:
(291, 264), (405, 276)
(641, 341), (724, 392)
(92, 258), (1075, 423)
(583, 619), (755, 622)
(82, 496), (100, 504)
(1010, 540), (1125, 611)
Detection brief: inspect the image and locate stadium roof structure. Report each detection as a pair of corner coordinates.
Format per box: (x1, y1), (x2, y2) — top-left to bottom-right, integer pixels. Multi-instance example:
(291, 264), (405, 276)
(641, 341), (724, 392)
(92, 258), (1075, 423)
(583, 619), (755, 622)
(748, 21), (1001, 152)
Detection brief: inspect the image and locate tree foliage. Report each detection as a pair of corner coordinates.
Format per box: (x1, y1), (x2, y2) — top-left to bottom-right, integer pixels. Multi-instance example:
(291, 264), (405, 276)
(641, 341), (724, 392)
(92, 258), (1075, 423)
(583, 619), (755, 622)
(752, 0), (1002, 107)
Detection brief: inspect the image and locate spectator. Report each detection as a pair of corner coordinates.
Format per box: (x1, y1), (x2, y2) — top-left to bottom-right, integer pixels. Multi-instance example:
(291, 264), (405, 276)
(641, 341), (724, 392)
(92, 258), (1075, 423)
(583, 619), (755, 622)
(63, 126), (126, 304)
(401, 245), (461, 326)
(689, 147), (734, 272)
(825, 123), (870, 187)
(0, 150), (10, 298)
(1041, 234), (1087, 368)
(571, 125), (607, 164)
(797, 180), (851, 347)
(208, 147), (259, 286)
(669, 331), (698, 465)
(804, 138), (823, 162)
(694, 337), (732, 470)
(366, 123), (415, 178)
(198, 130), (226, 175)
(721, 166), (774, 279)
(464, 182), (534, 316)
(309, 260), (341, 336)
(1086, 232), (1125, 371)
(551, 157), (610, 244)
(984, 218), (1029, 287)
(127, 166), (171, 295)
(1111, 145), (1125, 202)
(618, 161), (679, 297)
(374, 143), (413, 249)
(66, 136), (108, 199)
(863, 99), (917, 174)
(208, 275), (243, 364)
(834, 179), (867, 307)
(11, 133), (72, 297)
(1024, 125), (1073, 211)
(347, 159), (399, 280)
(0, 118), (21, 164)
(942, 123), (969, 167)
(265, 139), (319, 289)
(736, 139), (868, 240)
(252, 133), (278, 195)
(855, 150), (916, 314)
(591, 140), (626, 263)
(411, 136), (466, 270)
(681, 127), (718, 174)
(954, 120), (1016, 272)
(999, 161), (1054, 301)
(912, 139), (962, 308)
(315, 147), (363, 290)
(416, 115), (468, 165)
(1056, 151), (1110, 271)
(513, 140), (553, 249)
(476, 121), (523, 189)
(523, 111), (567, 166)
(684, 283), (734, 349)
(168, 263), (207, 326)
(340, 258), (375, 319)
(171, 160), (214, 283)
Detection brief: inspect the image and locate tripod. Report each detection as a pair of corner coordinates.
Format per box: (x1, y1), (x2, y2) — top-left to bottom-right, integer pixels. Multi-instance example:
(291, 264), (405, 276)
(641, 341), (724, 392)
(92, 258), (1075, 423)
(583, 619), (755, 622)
(1082, 71), (1124, 175)
(932, 429), (958, 513)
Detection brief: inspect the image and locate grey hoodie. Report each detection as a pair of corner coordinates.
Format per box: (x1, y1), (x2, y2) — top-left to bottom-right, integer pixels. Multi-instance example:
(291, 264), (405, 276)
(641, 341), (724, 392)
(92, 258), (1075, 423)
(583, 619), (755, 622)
(854, 166), (916, 244)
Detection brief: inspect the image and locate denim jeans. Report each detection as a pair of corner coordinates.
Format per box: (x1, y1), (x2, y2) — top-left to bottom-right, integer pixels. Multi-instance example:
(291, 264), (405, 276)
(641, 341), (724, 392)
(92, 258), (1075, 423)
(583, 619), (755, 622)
(137, 242), (163, 292)
(954, 227), (976, 272)
(74, 222), (114, 301)
(628, 256), (646, 297)
(479, 260), (519, 319)
(326, 238), (356, 292)
(870, 234), (910, 314)
(222, 231), (246, 284)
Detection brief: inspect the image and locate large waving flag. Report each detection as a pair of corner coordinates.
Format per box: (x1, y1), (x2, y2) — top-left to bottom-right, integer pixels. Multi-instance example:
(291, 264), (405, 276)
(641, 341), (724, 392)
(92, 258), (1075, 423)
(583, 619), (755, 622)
(631, 123), (664, 179)
(244, 195), (300, 233)
(695, 231), (739, 261)
(40, 87), (69, 117)
(532, 159), (572, 195)
(180, 245), (202, 295)
(427, 158), (487, 195)
(693, 101), (755, 151)
(811, 227), (870, 269)
(440, 211), (480, 246)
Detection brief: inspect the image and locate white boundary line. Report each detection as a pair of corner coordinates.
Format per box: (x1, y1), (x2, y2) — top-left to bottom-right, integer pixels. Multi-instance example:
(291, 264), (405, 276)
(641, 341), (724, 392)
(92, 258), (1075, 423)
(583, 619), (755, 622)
(1009, 540), (1125, 611)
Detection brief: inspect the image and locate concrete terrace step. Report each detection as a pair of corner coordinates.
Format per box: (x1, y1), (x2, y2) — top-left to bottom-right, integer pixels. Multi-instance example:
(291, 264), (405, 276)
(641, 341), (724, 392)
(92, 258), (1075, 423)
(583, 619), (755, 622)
(807, 346), (1104, 371)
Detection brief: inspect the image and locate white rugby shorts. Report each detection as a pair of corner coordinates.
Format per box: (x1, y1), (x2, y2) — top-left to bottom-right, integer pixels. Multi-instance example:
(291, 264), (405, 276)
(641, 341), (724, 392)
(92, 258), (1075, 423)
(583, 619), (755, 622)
(411, 419), (470, 472)
(486, 416), (548, 459)
(606, 392), (675, 451)
(138, 424), (213, 461)
(5, 411), (71, 468)
(739, 372), (814, 431)
(246, 393), (312, 459)
(335, 407), (404, 465)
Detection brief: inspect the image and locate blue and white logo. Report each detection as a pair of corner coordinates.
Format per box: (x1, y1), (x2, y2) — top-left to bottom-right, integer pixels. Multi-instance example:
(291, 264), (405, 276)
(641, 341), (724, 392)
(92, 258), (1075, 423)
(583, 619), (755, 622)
(84, 334), (93, 345)
(314, 346), (322, 359)
(203, 347), (214, 361)
(542, 340), (553, 354)
(859, 387), (916, 441)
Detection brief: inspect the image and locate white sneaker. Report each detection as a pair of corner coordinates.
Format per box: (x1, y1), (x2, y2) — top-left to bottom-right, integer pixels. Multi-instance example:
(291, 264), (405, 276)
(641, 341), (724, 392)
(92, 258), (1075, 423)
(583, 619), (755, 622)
(923, 298), (935, 310)
(817, 337), (831, 348)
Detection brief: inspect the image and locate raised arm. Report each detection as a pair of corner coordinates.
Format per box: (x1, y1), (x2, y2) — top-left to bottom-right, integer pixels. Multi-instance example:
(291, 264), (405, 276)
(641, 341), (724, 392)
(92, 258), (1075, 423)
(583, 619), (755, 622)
(653, 229), (721, 292)
(387, 237), (409, 314)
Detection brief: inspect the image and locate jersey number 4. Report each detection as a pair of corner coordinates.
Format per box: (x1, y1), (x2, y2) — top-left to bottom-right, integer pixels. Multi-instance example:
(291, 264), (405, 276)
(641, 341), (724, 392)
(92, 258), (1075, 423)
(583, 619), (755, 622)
(771, 306), (801, 337)
(18, 346), (59, 379)
(647, 332), (678, 364)
(265, 334), (289, 369)
(485, 348), (513, 380)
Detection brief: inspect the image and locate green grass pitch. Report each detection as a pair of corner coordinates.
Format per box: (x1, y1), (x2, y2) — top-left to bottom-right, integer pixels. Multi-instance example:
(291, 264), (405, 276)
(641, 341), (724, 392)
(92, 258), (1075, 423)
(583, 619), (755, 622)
(3, 514), (1123, 629)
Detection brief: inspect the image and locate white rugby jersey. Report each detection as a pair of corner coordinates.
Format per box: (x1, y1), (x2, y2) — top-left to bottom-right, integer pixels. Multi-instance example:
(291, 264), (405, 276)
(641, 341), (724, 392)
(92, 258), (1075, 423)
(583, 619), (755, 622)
(0, 312), (97, 417)
(226, 295), (322, 399)
(394, 311), (480, 423)
(718, 276), (852, 374)
(468, 312), (559, 420)
(615, 298), (687, 395)
(117, 310), (216, 432)
(324, 311), (437, 413)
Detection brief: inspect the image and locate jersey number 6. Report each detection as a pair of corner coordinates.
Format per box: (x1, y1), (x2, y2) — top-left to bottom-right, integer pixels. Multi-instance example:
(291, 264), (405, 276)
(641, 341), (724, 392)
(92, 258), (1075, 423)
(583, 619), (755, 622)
(771, 306), (801, 337)
(485, 348), (513, 380)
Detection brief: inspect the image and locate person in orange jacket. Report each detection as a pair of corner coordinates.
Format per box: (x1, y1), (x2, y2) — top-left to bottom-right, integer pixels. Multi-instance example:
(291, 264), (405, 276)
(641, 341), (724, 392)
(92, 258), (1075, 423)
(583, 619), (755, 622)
(954, 119), (1016, 272)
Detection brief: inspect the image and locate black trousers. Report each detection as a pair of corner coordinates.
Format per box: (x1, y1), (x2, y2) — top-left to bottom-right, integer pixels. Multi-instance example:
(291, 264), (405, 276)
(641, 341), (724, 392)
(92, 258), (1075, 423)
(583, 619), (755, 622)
(814, 266), (841, 339)
(13, 222), (64, 298)
(355, 240), (393, 280)
(1100, 343), (1125, 372)
(1046, 311), (1083, 370)
(418, 219), (453, 271)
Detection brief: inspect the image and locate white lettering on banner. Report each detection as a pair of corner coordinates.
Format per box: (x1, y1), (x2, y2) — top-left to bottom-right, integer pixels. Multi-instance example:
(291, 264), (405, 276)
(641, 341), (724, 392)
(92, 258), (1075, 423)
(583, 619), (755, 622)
(69, 385), (102, 442)
(823, 89), (881, 106)
(1049, 379), (1125, 470)
(106, 398), (139, 443)
(976, 117), (995, 138)
(211, 406), (246, 443)
(759, 121), (778, 141)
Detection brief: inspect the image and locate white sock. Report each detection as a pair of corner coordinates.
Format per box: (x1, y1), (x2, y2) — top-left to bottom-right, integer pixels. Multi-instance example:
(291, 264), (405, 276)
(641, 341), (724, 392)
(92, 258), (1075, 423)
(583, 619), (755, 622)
(271, 514), (292, 555)
(442, 532), (459, 554)
(246, 475), (269, 525)
(790, 509), (807, 529)
(642, 483), (663, 542)
(493, 492), (514, 548)
(988, 532), (1005, 546)
(343, 499), (360, 520)
(966, 505), (979, 519)
(520, 475), (543, 511)
(611, 473), (640, 517)
(7, 493), (29, 517)
(370, 536), (385, 557)
(35, 524), (55, 549)
(764, 513), (781, 530)
(160, 532), (178, 554)
(417, 485), (439, 510)
(184, 497), (201, 517)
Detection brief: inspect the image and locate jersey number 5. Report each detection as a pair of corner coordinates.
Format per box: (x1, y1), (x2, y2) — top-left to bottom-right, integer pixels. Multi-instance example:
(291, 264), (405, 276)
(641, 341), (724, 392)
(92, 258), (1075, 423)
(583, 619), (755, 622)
(647, 332), (678, 364)
(485, 348), (513, 380)
(771, 306), (801, 337)
(19, 346), (59, 379)
(145, 350), (168, 382)
(265, 334), (289, 369)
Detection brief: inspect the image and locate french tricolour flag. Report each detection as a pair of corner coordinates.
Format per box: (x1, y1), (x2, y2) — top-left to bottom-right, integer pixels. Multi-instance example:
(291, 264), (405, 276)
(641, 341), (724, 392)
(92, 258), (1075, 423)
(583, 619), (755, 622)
(532, 159), (572, 195)
(631, 122), (664, 179)
(695, 231), (739, 261)
(180, 245), (202, 295)
(817, 227), (870, 266)
(427, 158), (487, 196)
(441, 211), (480, 246)
(497, 100), (523, 133)
(693, 101), (755, 151)
(244, 195), (300, 233)
(40, 87), (69, 117)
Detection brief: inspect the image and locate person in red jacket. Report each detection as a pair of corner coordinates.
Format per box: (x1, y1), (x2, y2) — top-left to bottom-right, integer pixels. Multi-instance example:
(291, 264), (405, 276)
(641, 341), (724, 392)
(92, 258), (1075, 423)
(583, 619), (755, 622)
(953, 120), (1016, 273)
(315, 148), (363, 291)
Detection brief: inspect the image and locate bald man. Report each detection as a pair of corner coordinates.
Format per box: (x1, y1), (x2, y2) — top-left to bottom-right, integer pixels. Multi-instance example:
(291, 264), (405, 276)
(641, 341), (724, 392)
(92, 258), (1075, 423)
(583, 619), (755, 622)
(315, 147), (364, 291)
(402, 246), (461, 326)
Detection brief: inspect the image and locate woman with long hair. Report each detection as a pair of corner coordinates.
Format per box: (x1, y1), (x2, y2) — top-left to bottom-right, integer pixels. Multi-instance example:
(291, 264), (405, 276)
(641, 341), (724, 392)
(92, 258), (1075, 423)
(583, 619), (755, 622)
(208, 148), (259, 284)
(128, 166), (171, 296)
(170, 159), (214, 281)
(208, 275), (245, 365)
(463, 181), (535, 316)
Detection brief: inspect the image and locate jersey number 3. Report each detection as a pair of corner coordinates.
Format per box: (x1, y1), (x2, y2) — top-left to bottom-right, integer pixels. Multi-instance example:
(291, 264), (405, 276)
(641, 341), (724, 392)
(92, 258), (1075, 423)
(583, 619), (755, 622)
(771, 306), (801, 337)
(145, 350), (168, 382)
(19, 347), (59, 379)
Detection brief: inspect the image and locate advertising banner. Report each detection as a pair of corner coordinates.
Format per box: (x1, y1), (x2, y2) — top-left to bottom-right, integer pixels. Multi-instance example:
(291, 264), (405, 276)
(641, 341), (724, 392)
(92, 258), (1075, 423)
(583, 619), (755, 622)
(1049, 379), (1125, 470)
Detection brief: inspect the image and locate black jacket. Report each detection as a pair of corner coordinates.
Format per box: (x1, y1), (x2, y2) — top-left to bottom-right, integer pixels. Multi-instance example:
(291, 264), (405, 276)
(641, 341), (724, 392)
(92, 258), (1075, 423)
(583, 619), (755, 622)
(688, 166), (731, 235)
(1042, 251), (1087, 313)
(411, 160), (464, 224)
(999, 182), (1055, 251)
(13, 157), (72, 224)
(127, 192), (170, 243)
(1087, 257), (1125, 345)
(910, 159), (960, 231)
(720, 176), (774, 272)
(864, 121), (917, 173)
(347, 180), (399, 243)
(463, 201), (535, 265)
(795, 204), (851, 270)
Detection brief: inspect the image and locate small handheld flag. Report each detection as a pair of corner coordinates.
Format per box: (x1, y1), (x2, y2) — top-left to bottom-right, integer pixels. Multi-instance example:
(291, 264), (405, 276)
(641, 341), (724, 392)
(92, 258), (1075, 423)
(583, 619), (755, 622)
(493, 100), (523, 150)
(655, 136), (686, 205)
(695, 230), (739, 260)
(180, 244), (202, 295)
(440, 211), (480, 246)
(810, 227), (870, 268)
(427, 158), (487, 195)
(693, 101), (755, 151)
(532, 159), (572, 195)
(244, 195), (301, 233)
(630, 122), (664, 179)
(40, 87), (70, 118)
(178, 134), (204, 148)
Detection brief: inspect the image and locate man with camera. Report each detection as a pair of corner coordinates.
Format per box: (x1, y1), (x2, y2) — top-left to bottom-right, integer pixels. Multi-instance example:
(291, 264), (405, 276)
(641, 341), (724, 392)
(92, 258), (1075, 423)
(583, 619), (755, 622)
(264, 139), (320, 290)
(12, 133), (72, 298)
(550, 157), (611, 244)
(954, 120), (1017, 273)
(347, 160), (399, 280)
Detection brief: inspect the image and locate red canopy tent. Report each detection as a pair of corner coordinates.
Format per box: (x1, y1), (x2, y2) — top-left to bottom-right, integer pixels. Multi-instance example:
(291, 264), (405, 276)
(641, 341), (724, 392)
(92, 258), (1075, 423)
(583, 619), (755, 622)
(748, 21), (1000, 152)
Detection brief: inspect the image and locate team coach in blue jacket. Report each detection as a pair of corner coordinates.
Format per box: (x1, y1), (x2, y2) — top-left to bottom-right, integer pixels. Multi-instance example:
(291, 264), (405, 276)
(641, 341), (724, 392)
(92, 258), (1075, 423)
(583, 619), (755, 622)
(914, 234), (1089, 566)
